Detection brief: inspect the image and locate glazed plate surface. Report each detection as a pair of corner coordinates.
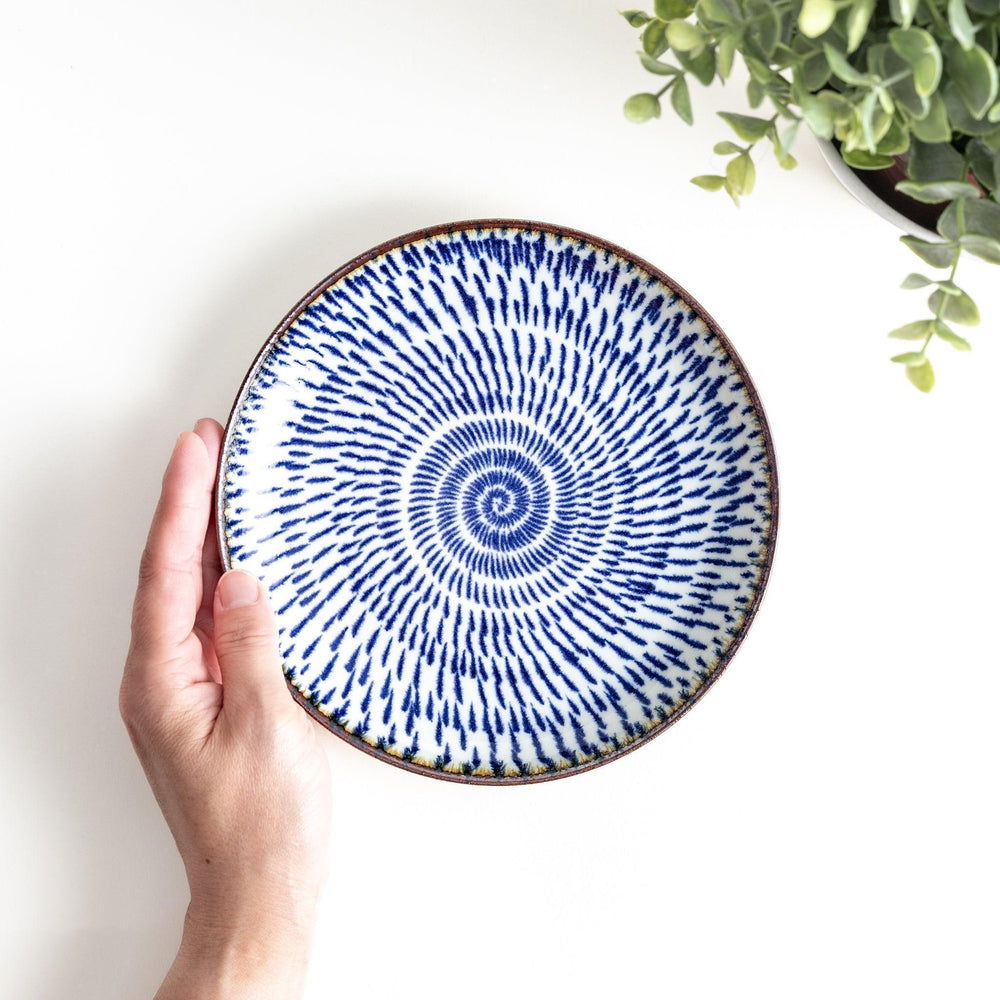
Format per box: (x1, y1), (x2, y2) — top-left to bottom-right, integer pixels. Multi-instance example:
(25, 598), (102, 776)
(219, 220), (777, 783)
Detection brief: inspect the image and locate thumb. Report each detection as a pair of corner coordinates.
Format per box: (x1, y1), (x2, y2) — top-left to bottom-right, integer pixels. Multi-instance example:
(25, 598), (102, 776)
(213, 570), (293, 719)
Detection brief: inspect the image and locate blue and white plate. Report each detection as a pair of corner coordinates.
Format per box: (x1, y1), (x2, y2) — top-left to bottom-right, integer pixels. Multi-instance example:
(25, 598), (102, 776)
(219, 221), (777, 783)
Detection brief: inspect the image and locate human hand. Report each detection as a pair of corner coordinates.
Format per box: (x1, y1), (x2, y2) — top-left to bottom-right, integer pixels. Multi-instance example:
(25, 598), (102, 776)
(120, 419), (331, 1000)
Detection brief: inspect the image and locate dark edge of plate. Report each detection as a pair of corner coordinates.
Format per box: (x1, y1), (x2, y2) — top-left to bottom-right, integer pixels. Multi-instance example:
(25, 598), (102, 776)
(216, 218), (780, 786)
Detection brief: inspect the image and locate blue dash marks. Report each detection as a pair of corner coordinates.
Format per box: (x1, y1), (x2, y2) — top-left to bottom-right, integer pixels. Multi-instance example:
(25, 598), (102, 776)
(221, 226), (774, 779)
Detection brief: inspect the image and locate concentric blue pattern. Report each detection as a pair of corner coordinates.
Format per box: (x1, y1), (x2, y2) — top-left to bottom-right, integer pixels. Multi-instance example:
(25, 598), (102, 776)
(221, 223), (776, 781)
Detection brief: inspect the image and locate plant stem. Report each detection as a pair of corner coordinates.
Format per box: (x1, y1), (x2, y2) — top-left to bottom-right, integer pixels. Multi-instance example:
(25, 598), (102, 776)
(921, 174), (970, 353)
(924, 1), (949, 35)
(880, 70), (913, 88)
(922, 254), (961, 354)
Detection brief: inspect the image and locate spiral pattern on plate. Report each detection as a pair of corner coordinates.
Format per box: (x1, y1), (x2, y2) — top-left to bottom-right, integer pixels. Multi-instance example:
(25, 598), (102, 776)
(221, 223), (776, 781)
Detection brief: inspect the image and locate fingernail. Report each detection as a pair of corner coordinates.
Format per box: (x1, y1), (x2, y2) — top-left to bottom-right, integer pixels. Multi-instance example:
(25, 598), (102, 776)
(218, 570), (261, 609)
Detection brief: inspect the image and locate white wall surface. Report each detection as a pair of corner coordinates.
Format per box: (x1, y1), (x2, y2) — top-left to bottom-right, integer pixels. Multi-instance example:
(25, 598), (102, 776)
(2, 2), (997, 997)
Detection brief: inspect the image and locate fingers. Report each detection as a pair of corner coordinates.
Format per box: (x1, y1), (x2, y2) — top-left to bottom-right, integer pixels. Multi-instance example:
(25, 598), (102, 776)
(194, 418), (225, 638)
(193, 417), (224, 455)
(213, 570), (294, 722)
(195, 513), (224, 686)
(131, 427), (218, 660)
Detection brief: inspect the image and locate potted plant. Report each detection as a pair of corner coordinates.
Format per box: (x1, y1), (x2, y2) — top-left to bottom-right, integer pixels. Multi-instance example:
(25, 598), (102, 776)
(622, 0), (1000, 391)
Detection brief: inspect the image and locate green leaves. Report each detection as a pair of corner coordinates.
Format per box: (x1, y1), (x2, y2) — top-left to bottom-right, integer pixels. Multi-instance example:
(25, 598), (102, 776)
(769, 122), (799, 168)
(691, 152), (756, 204)
(801, 58), (833, 93)
(909, 263), (982, 329)
(907, 139), (966, 181)
(799, 91), (847, 138)
(726, 152), (756, 200)
(655, 0), (695, 18)
(624, 92), (662, 122)
(968, 138), (1000, 189)
(895, 179), (982, 202)
(882, 48), (931, 118)
(934, 322), (973, 349)
(617, 0), (996, 391)
(671, 76), (694, 123)
(718, 112), (773, 142)
(690, 174), (726, 190)
(938, 196), (1000, 241)
(929, 287), (980, 323)
(910, 94), (952, 141)
(841, 147), (895, 168)
(960, 234), (1000, 262)
(947, 0), (977, 51)
(887, 309), (972, 388)
(901, 235), (959, 268)
(943, 80), (998, 133)
(895, 225), (983, 387)
(620, 9), (653, 27)
(638, 52), (681, 74)
(777, 121), (801, 159)
(945, 43), (999, 117)
(676, 43), (716, 85)
(716, 31), (736, 77)
(889, 28), (943, 97)
(890, 0), (920, 30)
(799, 0), (837, 39)
(666, 19), (706, 51)
(889, 319), (935, 340)
(906, 359), (936, 391)
(642, 19), (669, 57)
(823, 43), (870, 86)
(874, 117), (911, 154)
(697, 0), (739, 24)
(846, 0), (875, 54)
(745, 0), (781, 57)
(858, 89), (891, 151)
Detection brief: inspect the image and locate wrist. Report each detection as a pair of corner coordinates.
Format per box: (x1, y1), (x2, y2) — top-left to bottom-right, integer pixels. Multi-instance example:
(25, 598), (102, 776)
(156, 899), (317, 1000)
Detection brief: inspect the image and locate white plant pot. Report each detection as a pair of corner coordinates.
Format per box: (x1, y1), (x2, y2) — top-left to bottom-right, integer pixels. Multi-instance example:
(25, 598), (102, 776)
(816, 139), (939, 242)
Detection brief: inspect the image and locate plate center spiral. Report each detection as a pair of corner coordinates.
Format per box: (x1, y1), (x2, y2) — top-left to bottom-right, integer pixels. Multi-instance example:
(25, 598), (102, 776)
(455, 453), (548, 550)
(407, 418), (593, 588)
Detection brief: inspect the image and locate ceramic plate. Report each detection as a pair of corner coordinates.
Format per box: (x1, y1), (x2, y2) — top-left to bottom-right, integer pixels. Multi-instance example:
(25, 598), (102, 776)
(218, 220), (777, 783)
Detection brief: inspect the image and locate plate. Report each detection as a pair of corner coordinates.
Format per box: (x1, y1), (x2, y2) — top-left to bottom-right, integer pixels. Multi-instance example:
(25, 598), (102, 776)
(218, 220), (778, 783)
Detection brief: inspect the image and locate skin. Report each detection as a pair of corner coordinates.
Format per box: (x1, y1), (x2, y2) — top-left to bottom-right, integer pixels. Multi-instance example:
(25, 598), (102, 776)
(119, 418), (331, 1000)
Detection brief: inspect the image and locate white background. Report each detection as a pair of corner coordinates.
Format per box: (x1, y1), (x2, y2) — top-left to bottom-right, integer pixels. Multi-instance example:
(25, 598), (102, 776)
(2, 1), (998, 997)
